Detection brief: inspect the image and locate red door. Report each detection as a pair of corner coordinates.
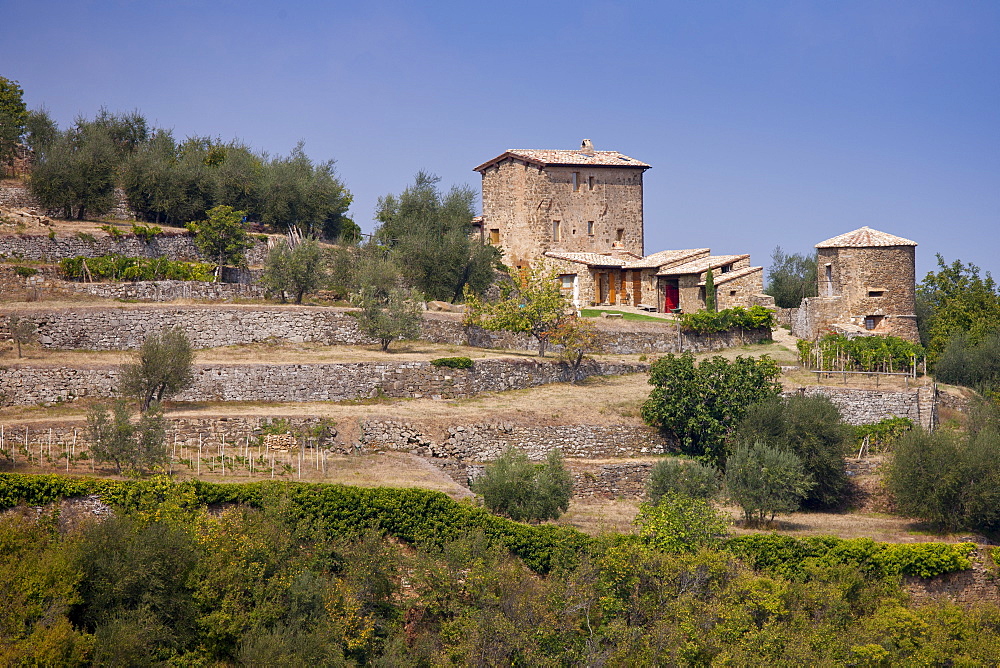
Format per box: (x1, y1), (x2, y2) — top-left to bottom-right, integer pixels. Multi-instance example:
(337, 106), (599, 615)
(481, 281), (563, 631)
(664, 283), (679, 311)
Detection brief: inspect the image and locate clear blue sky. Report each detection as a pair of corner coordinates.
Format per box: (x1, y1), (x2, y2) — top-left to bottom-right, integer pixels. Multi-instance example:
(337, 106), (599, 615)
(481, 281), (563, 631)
(5, 0), (998, 279)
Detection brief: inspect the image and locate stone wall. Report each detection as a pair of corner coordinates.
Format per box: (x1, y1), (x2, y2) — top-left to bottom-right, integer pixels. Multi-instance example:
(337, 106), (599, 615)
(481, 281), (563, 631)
(773, 307), (798, 327)
(904, 551), (1000, 605)
(431, 459), (654, 499)
(0, 231), (270, 265)
(3, 305), (771, 355)
(0, 182), (132, 220)
(0, 358), (648, 407)
(358, 419), (670, 461)
(55, 279), (269, 301)
(788, 385), (937, 430)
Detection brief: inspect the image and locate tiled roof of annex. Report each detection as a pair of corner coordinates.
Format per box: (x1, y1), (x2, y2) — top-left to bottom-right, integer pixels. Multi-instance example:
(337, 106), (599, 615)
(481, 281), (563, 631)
(656, 254), (750, 276)
(543, 251), (634, 267)
(696, 265), (762, 286)
(815, 226), (917, 248)
(474, 149), (650, 172)
(622, 248), (709, 269)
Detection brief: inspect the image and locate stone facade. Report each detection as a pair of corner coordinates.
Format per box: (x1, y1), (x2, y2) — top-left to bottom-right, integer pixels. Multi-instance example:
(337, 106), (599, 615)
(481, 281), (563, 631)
(793, 227), (919, 342)
(475, 142), (649, 268)
(0, 358), (647, 407)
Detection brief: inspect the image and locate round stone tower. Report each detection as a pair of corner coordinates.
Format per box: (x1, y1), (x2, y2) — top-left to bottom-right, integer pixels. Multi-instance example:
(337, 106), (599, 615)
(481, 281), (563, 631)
(814, 226), (918, 341)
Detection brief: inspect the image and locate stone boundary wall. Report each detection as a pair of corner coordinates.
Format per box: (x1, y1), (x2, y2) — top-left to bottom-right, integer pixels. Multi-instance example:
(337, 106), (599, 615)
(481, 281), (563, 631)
(0, 359), (647, 407)
(53, 279), (270, 301)
(359, 419), (670, 461)
(1, 182), (132, 220)
(4, 305), (769, 355)
(0, 232), (270, 265)
(429, 459), (655, 499)
(788, 385), (937, 430)
(773, 307), (798, 327)
(904, 551), (1000, 605)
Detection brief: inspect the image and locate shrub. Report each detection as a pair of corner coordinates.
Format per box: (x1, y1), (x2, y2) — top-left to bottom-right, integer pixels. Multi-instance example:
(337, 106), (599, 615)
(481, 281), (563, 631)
(676, 305), (775, 335)
(130, 223), (163, 242)
(59, 255), (215, 282)
(888, 427), (1000, 533)
(725, 441), (813, 525)
(635, 492), (729, 552)
(13, 266), (37, 277)
(853, 417), (914, 454)
(645, 458), (719, 504)
(430, 356), (473, 369)
(935, 329), (1000, 395)
(641, 352), (782, 465)
(99, 224), (125, 240)
(736, 395), (852, 510)
(473, 449), (573, 523)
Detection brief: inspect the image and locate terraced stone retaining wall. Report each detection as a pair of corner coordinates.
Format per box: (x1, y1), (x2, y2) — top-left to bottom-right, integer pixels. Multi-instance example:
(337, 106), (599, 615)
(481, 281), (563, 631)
(0, 358), (647, 407)
(4, 305), (770, 355)
(787, 385), (937, 430)
(0, 232), (270, 264)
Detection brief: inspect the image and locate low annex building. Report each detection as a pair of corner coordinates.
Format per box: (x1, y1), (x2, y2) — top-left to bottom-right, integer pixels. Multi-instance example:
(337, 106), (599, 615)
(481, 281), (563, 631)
(474, 139), (773, 311)
(793, 226), (919, 343)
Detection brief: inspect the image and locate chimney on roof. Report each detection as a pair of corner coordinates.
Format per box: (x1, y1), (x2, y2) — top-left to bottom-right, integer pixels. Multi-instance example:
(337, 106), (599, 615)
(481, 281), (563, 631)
(580, 138), (595, 155)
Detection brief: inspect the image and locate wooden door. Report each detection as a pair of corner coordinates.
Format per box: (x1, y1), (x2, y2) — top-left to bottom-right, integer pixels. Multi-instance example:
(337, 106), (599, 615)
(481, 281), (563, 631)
(609, 271), (617, 304)
(632, 272), (642, 305)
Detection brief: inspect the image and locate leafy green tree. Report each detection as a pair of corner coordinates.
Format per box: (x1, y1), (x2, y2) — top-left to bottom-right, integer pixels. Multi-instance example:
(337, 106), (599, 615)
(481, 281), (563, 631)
(188, 205), (251, 280)
(704, 268), (716, 312)
(736, 395), (852, 510)
(6, 314), (36, 358)
(375, 172), (499, 302)
(352, 285), (422, 352)
(765, 246), (818, 308)
(29, 117), (118, 219)
(263, 238), (327, 304)
(464, 262), (569, 356)
(549, 314), (603, 383)
(725, 441), (813, 525)
(635, 492), (729, 552)
(0, 76), (27, 170)
(120, 327), (194, 410)
(473, 448), (573, 522)
(918, 254), (1000, 363)
(87, 400), (168, 474)
(23, 107), (58, 153)
(645, 458), (720, 504)
(259, 142), (356, 241)
(641, 352), (783, 465)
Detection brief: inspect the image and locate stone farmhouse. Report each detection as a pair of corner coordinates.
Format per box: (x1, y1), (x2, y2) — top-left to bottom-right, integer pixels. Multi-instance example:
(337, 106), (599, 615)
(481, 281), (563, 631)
(473, 140), (774, 312)
(793, 226), (919, 343)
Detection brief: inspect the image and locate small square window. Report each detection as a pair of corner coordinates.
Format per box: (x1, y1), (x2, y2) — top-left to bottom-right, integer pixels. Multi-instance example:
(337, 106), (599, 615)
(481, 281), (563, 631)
(729, 290), (736, 296)
(868, 290), (884, 297)
(489, 229), (500, 244)
(588, 175), (595, 190)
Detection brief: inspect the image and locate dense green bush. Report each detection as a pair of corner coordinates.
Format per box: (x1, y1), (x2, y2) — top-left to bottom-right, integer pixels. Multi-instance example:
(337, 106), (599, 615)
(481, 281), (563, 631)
(473, 449), (573, 523)
(635, 492), (729, 552)
(935, 329), (1000, 395)
(430, 356), (474, 369)
(725, 441), (813, 524)
(736, 395), (853, 509)
(888, 427), (1000, 533)
(676, 305), (775, 334)
(13, 265), (37, 277)
(724, 534), (975, 580)
(641, 352), (783, 464)
(645, 458), (719, 503)
(59, 255), (215, 282)
(853, 416), (914, 454)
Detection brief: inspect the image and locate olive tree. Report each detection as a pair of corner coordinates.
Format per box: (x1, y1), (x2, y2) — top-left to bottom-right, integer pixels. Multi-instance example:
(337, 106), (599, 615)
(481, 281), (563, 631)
(6, 314), (36, 358)
(187, 205), (252, 281)
(725, 441), (813, 525)
(87, 400), (167, 474)
(352, 285), (422, 352)
(473, 448), (573, 522)
(120, 328), (194, 411)
(262, 238), (327, 304)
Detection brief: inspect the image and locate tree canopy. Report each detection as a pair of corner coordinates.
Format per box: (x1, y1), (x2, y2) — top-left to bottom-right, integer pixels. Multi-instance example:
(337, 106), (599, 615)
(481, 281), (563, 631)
(375, 172), (499, 302)
(765, 246), (818, 308)
(0, 76), (27, 170)
(120, 328), (194, 411)
(917, 254), (1000, 364)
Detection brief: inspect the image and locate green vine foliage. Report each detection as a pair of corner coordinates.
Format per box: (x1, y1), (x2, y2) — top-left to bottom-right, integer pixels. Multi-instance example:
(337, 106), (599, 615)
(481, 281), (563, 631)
(677, 305), (775, 335)
(59, 255), (215, 282)
(853, 417), (915, 454)
(798, 333), (925, 373)
(430, 356), (474, 369)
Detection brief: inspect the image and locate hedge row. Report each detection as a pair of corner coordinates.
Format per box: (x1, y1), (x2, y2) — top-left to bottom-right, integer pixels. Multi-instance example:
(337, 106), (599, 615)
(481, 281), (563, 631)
(677, 305), (775, 335)
(59, 255), (216, 282)
(0, 473), (975, 579)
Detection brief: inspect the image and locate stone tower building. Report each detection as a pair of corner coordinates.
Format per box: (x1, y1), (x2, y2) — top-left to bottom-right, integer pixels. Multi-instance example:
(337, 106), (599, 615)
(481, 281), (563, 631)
(473, 139), (650, 268)
(794, 226), (919, 342)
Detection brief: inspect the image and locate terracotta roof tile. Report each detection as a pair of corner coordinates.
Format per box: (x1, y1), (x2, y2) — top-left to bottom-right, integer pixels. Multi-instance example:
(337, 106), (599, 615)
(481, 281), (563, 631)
(622, 248), (709, 269)
(475, 149), (650, 172)
(543, 251), (625, 267)
(815, 227), (917, 248)
(697, 265), (762, 286)
(656, 254), (750, 276)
